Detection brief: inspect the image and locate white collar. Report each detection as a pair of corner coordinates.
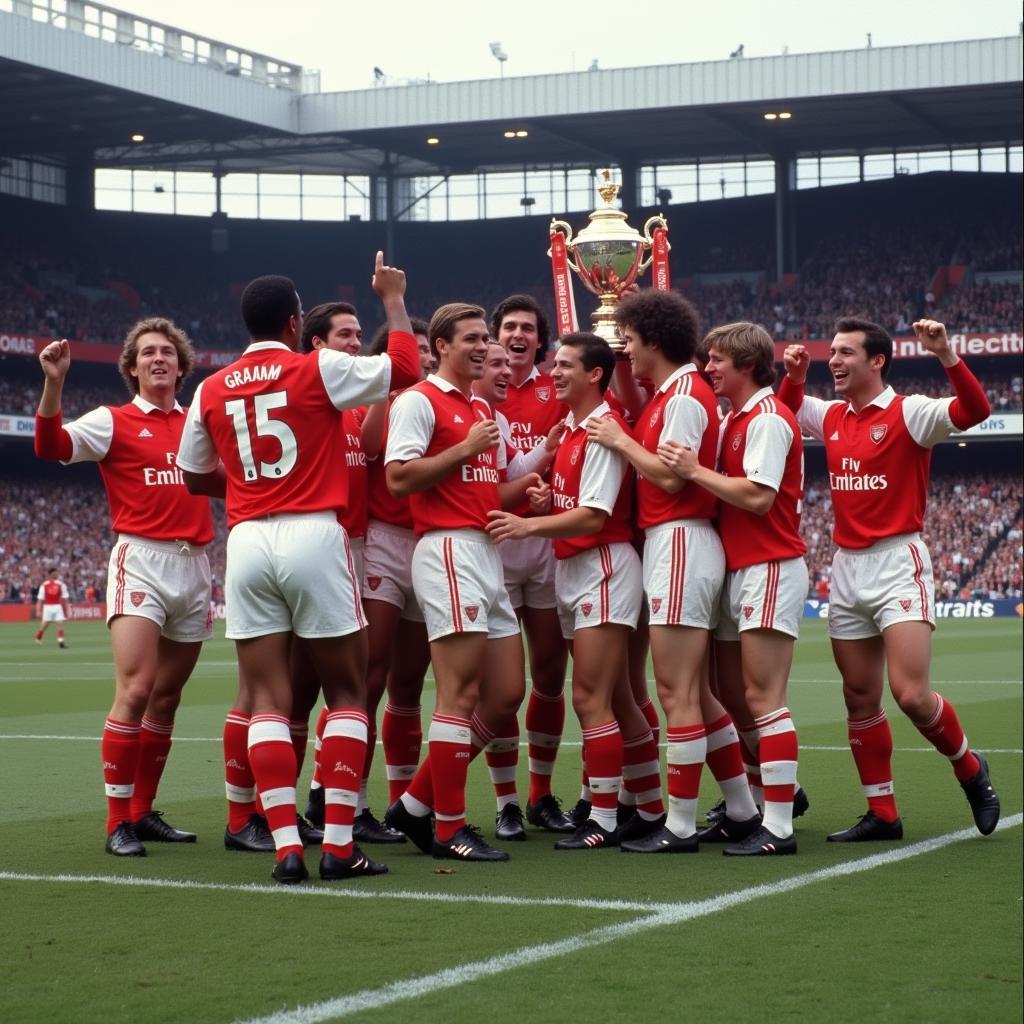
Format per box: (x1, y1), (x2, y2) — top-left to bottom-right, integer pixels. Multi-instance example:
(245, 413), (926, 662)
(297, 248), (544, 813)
(243, 340), (292, 354)
(736, 386), (776, 415)
(132, 395), (182, 414)
(565, 399), (611, 431)
(656, 363), (698, 394)
(844, 385), (897, 414)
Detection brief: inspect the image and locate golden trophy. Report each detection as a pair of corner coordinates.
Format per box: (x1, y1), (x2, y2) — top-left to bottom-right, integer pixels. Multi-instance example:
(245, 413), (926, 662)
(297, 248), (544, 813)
(549, 169), (670, 351)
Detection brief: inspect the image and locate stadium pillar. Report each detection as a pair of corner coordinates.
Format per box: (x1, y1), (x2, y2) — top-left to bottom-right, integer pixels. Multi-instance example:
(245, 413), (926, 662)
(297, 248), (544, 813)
(773, 154), (797, 282)
(618, 159), (639, 210)
(65, 157), (93, 213)
(371, 155), (396, 258)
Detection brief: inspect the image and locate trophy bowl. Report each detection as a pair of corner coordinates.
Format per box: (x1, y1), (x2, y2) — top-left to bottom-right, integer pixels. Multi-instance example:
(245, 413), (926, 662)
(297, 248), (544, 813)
(550, 170), (667, 351)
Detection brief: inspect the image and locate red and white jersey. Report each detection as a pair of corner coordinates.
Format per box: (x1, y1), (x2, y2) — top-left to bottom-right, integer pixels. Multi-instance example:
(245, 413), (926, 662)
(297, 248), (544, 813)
(717, 388), (805, 571)
(38, 579), (68, 605)
(63, 396), (214, 545)
(177, 341), (393, 528)
(385, 375), (501, 536)
(794, 387), (957, 549)
(550, 401), (634, 560)
(367, 398), (414, 529)
(635, 363), (718, 529)
(469, 397), (548, 482)
(502, 367), (566, 452)
(341, 407), (368, 540)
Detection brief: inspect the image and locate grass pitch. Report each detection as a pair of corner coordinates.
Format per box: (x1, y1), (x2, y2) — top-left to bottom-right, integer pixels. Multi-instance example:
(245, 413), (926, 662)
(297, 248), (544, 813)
(0, 619), (1021, 1024)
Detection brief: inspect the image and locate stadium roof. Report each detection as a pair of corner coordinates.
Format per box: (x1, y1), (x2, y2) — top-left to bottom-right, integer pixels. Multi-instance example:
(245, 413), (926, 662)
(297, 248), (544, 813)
(1, 5), (1021, 177)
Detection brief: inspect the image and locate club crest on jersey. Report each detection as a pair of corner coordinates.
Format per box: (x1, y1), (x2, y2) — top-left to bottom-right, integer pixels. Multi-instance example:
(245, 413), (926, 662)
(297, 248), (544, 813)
(130, 592), (146, 607)
(366, 576), (382, 591)
(899, 599), (912, 612)
(650, 598), (662, 614)
(570, 444), (582, 465)
(649, 409), (661, 429)
(743, 605), (754, 620)
(464, 605), (479, 622)
(581, 602), (592, 617)
(731, 433), (742, 451)
(535, 387), (551, 402)
(870, 424), (888, 444)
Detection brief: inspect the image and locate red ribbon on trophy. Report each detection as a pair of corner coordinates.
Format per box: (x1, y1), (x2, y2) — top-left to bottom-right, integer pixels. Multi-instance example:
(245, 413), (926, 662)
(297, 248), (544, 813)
(549, 229), (579, 338)
(651, 225), (671, 291)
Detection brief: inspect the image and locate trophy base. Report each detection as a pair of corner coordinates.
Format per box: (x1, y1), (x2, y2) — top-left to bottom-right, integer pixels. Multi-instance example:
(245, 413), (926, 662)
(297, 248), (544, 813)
(590, 308), (624, 353)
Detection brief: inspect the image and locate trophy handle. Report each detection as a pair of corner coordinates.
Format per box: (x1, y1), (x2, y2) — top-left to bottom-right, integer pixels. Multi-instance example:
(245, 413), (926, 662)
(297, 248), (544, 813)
(638, 214), (670, 271)
(549, 219), (581, 273)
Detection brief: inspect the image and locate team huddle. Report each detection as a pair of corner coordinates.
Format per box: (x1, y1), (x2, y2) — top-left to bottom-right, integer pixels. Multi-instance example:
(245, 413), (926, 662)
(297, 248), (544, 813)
(34, 253), (1001, 883)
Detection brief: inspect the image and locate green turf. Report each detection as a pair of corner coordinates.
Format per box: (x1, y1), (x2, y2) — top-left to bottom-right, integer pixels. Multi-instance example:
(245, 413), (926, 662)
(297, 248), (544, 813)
(1, 619), (1021, 1023)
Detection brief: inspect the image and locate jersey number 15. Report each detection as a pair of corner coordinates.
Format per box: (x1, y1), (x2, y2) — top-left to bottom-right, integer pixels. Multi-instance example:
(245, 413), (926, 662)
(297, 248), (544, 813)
(224, 391), (297, 482)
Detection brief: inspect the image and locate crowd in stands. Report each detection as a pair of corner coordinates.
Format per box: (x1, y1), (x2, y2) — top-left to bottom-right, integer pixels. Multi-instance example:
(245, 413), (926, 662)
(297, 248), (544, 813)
(0, 477), (227, 606)
(3, 473), (1019, 607)
(0, 195), (1019, 350)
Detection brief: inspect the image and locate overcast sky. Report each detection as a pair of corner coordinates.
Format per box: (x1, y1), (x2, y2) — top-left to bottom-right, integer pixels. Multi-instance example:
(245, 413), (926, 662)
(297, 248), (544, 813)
(105, 0), (1020, 92)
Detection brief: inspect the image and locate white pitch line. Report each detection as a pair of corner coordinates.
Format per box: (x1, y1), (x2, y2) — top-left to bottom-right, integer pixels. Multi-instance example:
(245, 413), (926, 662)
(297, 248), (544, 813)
(0, 870), (664, 914)
(237, 814), (1023, 1024)
(0, 734), (1022, 755)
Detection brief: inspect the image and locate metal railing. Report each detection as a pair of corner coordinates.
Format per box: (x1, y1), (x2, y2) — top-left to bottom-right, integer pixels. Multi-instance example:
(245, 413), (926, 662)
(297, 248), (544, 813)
(4, 0), (306, 91)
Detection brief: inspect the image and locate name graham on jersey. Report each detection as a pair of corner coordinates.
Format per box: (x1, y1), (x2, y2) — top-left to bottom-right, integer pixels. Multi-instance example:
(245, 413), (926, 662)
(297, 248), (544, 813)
(224, 364), (283, 388)
(830, 457), (887, 491)
(143, 452), (185, 486)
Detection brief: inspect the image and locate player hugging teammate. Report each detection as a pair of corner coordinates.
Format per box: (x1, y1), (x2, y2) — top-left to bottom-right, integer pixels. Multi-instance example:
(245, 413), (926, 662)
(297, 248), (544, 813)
(36, 258), (1000, 880)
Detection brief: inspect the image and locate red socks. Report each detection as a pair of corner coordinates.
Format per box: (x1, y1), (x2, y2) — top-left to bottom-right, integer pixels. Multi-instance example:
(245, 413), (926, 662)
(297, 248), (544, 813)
(525, 688), (564, 804)
(756, 707), (798, 838)
(428, 714), (473, 842)
(130, 714), (173, 821)
(320, 708), (368, 859)
(581, 721), (623, 831)
(621, 728), (664, 818)
(665, 724), (706, 837)
(848, 710), (899, 821)
(248, 714), (300, 861)
(102, 717), (141, 834)
(382, 703), (422, 804)
(916, 694), (980, 782)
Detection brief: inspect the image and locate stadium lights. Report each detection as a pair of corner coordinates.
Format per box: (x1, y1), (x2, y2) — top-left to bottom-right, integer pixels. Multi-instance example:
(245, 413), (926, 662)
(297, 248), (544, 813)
(426, 136), (440, 145)
(763, 111), (792, 121)
(130, 132), (145, 142)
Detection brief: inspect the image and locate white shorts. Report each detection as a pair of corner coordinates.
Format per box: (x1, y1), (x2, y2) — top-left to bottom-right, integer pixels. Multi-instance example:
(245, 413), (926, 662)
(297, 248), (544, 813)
(107, 536), (213, 643)
(412, 530), (520, 642)
(716, 556), (807, 641)
(40, 604), (66, 623)
(555, 542), (643, 640)
(643, 519), (725, 629)
(500, 535), (557, 609)
(225, 512), (364, 640)
(361, 520), (423, 622)
(829, 533), (936, 640)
